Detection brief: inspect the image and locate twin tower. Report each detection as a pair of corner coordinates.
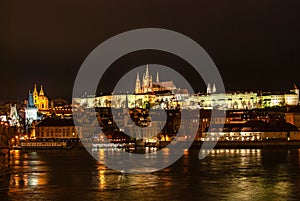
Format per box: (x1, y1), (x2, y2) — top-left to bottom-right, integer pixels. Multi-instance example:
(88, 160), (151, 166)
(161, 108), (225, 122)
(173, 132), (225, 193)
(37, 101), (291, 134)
(28, 84), (49, 111)
(207, 83), (216, 94)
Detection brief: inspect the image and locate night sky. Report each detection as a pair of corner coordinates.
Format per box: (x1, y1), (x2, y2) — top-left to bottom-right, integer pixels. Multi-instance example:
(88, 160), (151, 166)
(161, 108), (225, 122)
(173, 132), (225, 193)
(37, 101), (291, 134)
(1, 0), (300, 101)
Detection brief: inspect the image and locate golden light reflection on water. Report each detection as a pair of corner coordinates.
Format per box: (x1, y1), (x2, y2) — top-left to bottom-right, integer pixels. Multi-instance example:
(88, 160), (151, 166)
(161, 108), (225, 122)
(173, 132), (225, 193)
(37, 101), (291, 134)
(274, 181), (292, 197)
(95, 163), (165, 191)
(9, 150), (49, 191)
(92, 147), (174, 173)
(210, 149), (298, 201)
(92, 147), (176, 191)
(126, 173), (160, 188)
(3, 149), (300, 201)
(209, 149), (261, 157)
(226, 177), (293, 200)
(98, 168), (106, 189)
(10, 150), (20, 165)
(227, 178), (265, 200)
(10, 173), (48, 187)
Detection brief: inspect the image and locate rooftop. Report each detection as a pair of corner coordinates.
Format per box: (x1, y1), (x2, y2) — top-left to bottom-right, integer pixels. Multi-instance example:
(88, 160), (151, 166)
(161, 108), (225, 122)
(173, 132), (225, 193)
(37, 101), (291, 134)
(36, 118), (77, 127)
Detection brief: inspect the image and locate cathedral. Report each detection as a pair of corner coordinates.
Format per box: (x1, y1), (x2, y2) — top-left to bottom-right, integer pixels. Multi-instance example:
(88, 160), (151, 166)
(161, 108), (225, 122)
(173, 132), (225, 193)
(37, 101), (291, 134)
(135, 65), (176, 94)
(25, 84), (49, 124)
(33, 84), (49, 111)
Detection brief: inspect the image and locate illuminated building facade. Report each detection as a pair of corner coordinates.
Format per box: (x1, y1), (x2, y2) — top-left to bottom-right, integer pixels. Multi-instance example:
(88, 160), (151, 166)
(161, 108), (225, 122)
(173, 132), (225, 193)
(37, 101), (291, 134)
(9, 104), (19, 126)
(74, 87), (299, 110)
(33, 84), (49, 112)
(35, 118), (81, 139)
(25, 91), (38, 125)
(285, 106), (300, 131)
(135, 65), (176, 94)
(73, 66), (299, 110)
(203, 120), (300, 141)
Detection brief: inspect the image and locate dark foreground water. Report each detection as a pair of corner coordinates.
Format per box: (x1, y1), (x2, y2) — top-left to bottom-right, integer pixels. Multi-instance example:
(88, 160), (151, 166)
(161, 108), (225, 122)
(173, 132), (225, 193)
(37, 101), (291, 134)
(1, 148), (300, 201)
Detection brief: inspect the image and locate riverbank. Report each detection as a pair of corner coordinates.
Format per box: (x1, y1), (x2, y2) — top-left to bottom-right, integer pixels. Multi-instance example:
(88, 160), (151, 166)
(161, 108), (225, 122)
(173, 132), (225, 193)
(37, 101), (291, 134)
(0, 147), (10, 189)
(13, 140), (300, 150)
(190, 140), (300, 149)
(158, 140), (300, 149)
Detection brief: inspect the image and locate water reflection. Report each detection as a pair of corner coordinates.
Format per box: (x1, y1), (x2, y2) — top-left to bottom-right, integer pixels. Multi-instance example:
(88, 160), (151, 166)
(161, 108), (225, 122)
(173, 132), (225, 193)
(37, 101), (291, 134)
(9, 150), (49, 190)
(198, 149), (300, 201)
(1, 149), (300, 201)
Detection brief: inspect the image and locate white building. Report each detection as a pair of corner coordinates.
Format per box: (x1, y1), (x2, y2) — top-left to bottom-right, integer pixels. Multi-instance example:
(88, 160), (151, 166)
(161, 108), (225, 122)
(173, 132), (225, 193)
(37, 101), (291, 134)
(25, 91), (38, 125)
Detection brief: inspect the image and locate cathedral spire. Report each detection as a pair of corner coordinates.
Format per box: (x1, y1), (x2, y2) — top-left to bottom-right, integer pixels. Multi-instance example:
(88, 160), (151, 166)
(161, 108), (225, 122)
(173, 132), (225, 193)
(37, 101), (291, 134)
(143, 73), (145, 87)
(135, 72), (141, 94)
(39, 85), (44, 96)
(33, 84), (38, 95)
(207, 83), (211, 94)
(144, 64), (152, 92)
(150, 75), (153, 89)
(212, 83), (216, 93)
(145, 64), (149, 78)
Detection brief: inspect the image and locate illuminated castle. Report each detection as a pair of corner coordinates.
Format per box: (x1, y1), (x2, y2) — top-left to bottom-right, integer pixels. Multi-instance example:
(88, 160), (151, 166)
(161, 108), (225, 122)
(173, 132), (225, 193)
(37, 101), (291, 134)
(135, 65), (176, 94)
(33, 84), (49, 111)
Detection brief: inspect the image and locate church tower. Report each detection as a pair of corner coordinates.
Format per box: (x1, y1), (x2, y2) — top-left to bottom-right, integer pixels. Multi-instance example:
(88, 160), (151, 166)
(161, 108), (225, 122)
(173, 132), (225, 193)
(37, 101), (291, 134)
(38, 85), (49, 110)
(25, 90), (38, 125)
(212, 83), (216, 93)
(150, 75), (153, 89)
(33, 84), (39, 107)
(28, 90), (34, 107)
(144, 65), (149, 92)
(39, 85), (44, 96)
(142, 73), (145, 92)
(156, 71), (159, 83)
(207, 83), (211, 94)
(135, 72), (142, 94)
(143, 64), (152, 93)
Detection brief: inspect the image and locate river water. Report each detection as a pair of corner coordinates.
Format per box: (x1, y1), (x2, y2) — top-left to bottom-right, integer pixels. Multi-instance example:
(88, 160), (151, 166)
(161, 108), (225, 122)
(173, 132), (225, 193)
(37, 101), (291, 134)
(1, 148), (300, 201)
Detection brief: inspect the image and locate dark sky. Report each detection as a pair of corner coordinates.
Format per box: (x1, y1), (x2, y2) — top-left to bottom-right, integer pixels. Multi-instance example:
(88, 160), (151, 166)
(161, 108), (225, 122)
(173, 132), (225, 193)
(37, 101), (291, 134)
(1, 0), (300, 101)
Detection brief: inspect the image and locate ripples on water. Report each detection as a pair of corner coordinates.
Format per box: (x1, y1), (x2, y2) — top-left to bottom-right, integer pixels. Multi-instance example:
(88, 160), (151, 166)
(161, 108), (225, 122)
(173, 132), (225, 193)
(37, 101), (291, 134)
(1, 148), (300, 201)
